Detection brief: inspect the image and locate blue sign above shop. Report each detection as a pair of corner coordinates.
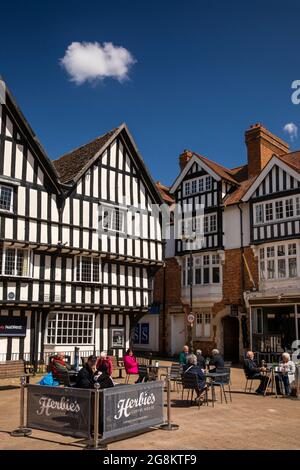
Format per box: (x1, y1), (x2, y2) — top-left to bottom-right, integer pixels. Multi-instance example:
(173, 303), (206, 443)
(0, 316), (27, 337)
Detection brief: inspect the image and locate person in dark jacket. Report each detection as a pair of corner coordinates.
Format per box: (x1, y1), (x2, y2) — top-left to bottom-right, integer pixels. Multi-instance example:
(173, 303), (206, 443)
(183, 354), (208, 403)
(196, 349), (206, 370)
(209, 349), (225, 372)
(243, 351), (268, 394)
(75, 355), (97, 389)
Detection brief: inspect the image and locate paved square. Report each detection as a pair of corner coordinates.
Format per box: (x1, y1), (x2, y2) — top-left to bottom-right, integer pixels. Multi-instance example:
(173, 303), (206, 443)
(0, 365), (299, 450)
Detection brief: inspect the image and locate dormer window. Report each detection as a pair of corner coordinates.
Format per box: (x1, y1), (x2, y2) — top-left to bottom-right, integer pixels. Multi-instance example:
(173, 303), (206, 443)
(0, 185), (13, 212)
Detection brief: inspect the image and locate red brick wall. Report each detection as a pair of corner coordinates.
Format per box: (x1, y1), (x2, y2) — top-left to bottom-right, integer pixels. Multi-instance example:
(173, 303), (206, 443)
(222, 247), (258, 305)
(153, 257), (182, 305)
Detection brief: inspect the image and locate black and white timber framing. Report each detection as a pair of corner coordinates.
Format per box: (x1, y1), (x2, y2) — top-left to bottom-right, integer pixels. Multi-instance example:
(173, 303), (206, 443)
(0, 80), (163, 363)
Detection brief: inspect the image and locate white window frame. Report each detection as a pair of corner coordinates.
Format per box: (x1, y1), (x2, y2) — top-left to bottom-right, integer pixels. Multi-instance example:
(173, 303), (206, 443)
(76, 256), (101, 283)
(195, 309), (212, 338)
(204, 213), (218, 233)
(102, 206), (125, 233)
(46, 312), (95, 345)
(184, 175), (214, 196)
(0, 185), (13, 213)
(254, 194), (300, 225)
(0, 247), (31, 277)
(259, 241), (299, 281)
(182, 253), (221, 286)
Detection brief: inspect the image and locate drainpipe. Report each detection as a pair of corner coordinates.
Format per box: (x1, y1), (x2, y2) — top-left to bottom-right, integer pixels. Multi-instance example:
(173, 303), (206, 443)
(238, 203), (245, 297)
(162, 260), (167, 355)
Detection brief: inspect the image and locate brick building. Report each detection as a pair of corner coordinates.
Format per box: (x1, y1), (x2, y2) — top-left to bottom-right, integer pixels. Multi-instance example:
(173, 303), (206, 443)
(155, 124), (300, 361)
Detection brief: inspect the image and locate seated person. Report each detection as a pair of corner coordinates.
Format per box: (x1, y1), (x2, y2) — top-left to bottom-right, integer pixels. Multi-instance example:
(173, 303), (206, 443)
(124, 348), (149, 383)
(209, 349), (225, 372)
(196, 349), (206, 370)
(183, 354), (208, 403)
(179, 345), (189, 365)
(243, 351), (268, 394)
(50, 352), (71, 381)
(75, 355), (97, 389)
(96, 351), (113, 376)
(275, 352), (296, 396)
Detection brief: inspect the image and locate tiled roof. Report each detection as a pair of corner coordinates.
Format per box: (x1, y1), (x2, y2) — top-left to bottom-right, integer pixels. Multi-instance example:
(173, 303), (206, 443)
(156, 182), (174, 204)
(277, 151), (300, 173)
(223, 177), (256, 206)
(193, 152), (239, 185)
(53, 128), (118, 183)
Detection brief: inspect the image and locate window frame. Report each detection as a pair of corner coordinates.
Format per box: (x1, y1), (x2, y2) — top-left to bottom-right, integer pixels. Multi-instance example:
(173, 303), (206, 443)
(46, 312), (95, 345)
(0, 184), (13, 213)
(259, 242), (299, 281)
(254, 195), (300, 226)
(76, 256), (101, 283)
(0, 247), (30, 277)
(101, 206), (125, 233)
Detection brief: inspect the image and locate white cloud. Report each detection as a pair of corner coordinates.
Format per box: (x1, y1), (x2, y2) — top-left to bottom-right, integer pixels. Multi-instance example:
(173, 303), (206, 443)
(60, 41), (136, 84)
(283, 122), (298, 141)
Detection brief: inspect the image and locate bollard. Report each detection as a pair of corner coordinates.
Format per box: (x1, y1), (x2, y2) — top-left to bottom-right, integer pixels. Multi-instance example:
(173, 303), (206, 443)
(85, 383), (107, 450)
(159, 374), (179, 431)
(11, 376), (32, 437)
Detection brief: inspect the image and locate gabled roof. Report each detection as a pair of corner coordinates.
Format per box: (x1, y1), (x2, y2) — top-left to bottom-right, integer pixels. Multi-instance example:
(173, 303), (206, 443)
(53, 128), (118, 184)
(193, 152), (239, 185)
(240, 154), (300, 202)
(54, 123), (164, 205)
(170, 152), (239, 194)
(0, 76), (62, 194)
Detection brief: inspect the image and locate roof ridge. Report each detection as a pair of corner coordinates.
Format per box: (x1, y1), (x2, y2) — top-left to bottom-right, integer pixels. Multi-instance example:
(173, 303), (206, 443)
(54, 127), (119, 162)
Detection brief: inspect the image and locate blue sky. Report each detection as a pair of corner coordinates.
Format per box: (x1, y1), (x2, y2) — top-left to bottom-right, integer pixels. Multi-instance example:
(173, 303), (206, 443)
(1, 0), (300, 185)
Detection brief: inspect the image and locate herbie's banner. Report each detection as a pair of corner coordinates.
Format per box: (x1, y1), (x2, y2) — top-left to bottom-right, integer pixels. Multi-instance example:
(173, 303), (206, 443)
(27, 385), (92, 438)
(101, 381), (164, 441)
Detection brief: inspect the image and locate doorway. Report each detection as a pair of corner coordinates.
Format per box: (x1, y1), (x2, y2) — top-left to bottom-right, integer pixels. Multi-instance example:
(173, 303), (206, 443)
(223, 316), (239, 362)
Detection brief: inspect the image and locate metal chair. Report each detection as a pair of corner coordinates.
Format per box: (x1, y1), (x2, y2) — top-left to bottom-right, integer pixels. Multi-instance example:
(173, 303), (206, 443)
(213, 367), (232, 403)
(243, 368), (261, 393)
(181, 373), (208, 408)
(160, 363), (182, 391)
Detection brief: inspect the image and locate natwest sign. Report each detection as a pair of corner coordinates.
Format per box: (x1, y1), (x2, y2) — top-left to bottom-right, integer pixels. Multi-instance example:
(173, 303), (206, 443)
(0, 316), (27, 337)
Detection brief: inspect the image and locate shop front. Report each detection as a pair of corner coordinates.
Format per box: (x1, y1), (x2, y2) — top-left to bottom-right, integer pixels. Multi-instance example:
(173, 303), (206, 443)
(249, 297), (300, 362)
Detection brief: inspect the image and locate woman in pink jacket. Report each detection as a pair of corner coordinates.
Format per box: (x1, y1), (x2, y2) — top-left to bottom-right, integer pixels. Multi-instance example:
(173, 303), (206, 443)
(123, 348), (148, 383)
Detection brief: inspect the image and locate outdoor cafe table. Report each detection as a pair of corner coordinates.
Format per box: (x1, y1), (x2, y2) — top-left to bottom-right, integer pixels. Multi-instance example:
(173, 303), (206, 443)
(204, 371), (228, 406)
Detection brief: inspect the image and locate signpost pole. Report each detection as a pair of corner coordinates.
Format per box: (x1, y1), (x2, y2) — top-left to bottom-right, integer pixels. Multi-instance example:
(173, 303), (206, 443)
(11, 376), (32, 437)
(160, 373), (179, 431)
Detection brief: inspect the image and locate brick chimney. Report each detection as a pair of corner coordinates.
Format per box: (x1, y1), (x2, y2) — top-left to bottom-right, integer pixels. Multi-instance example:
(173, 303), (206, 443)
(245, 123), (289, 178)
(179, 149), (193, 170)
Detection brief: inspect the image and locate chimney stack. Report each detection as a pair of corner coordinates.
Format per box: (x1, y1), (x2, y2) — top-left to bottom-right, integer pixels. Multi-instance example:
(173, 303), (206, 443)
(245, 123), (289, 178)
(179, 149), (193, 170)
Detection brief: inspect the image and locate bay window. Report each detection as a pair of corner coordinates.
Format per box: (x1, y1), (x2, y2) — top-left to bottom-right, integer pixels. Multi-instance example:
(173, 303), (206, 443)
(182, 253), (221, 286)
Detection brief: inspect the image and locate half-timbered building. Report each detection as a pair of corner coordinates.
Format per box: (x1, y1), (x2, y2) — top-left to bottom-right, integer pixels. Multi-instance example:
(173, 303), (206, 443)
(159, 123), (300, 361)
(0, 79), (163, 365)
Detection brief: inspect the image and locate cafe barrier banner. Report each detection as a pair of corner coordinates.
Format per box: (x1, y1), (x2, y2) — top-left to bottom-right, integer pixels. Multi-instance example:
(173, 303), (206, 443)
(101, 381), (164, 441)
(27, 384), (92, 438)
